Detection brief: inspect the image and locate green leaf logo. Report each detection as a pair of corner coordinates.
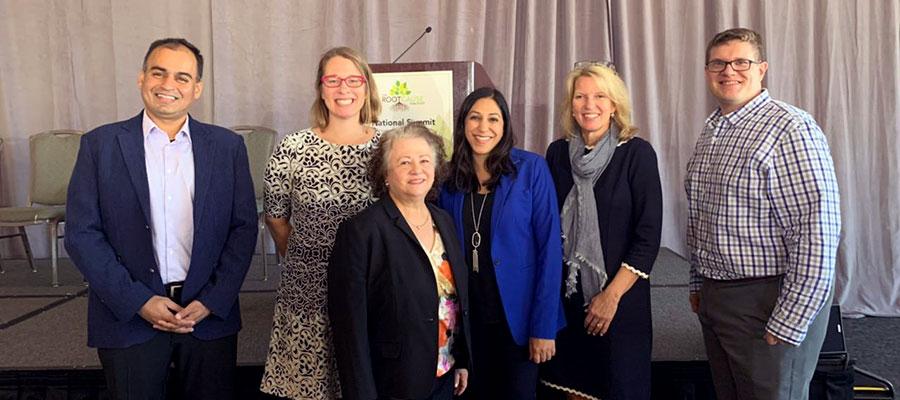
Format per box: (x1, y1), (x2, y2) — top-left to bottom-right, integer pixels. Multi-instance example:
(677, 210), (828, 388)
(389, 81), (412, 96)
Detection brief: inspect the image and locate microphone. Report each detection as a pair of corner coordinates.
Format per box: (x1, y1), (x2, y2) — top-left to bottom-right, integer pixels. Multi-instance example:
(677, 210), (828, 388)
(392, 26), (432, 63)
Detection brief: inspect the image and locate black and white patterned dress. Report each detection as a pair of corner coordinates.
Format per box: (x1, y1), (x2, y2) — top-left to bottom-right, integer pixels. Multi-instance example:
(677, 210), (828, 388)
(260, 128), (380, 399)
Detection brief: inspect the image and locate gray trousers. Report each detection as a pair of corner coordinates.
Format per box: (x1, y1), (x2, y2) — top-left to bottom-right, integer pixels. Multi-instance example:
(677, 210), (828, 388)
(698, 275), (833, 400)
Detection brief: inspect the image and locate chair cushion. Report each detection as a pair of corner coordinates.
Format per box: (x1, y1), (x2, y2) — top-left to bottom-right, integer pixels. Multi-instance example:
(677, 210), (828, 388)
(0, 206), (66, 223)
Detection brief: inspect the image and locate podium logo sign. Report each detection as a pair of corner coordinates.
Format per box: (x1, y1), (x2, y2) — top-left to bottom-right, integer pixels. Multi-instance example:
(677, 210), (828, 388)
(373, 70), (454, 155)
(384, 81), (424, 109)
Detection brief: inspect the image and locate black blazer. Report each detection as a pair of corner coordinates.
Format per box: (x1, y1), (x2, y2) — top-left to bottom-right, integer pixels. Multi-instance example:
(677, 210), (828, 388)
(328, 196), (471, 400)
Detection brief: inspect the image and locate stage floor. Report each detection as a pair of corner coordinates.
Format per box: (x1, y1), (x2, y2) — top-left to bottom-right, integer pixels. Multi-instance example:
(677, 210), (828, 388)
(0, 248), (706, 370)
(1, 248), (897, 398)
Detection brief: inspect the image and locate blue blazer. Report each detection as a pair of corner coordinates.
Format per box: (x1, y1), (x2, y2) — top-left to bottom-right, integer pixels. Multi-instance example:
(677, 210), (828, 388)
(439, 148), (565, 345)
(65, 112), (258, 349)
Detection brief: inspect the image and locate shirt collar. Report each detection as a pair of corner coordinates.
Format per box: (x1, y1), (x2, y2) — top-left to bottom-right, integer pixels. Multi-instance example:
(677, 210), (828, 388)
(705, 89), (771, 128)
(142, 111), (192, 143)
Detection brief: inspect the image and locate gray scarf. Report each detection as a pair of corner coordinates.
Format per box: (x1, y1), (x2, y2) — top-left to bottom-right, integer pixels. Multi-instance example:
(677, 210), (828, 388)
(561, 125), (618, 304)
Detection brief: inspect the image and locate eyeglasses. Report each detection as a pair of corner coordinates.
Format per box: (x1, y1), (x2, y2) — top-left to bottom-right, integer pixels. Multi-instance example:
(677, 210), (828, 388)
(321, 75), (367, 88)
(705, 59), (762, 72)
(574, 60), (616, 71)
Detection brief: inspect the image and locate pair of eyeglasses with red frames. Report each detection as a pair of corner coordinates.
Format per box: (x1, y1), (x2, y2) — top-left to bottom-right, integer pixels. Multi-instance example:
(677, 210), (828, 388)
(321, 75), (367, 88)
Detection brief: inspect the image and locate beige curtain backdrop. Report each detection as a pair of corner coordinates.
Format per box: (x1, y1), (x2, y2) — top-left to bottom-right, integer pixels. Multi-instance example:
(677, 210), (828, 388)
(611, 0), (900, 316)
(1, 0), (898, 316)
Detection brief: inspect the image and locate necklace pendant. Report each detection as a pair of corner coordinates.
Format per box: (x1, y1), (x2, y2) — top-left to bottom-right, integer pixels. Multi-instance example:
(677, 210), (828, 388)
(472, 249), (479, 273)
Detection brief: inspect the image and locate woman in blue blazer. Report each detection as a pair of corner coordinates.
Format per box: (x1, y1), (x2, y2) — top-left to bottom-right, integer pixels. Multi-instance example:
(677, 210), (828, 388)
(438, 87), (565, 399)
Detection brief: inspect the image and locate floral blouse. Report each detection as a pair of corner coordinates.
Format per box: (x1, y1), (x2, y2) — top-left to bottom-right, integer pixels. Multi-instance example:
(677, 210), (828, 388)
(420, 231), (459, 377)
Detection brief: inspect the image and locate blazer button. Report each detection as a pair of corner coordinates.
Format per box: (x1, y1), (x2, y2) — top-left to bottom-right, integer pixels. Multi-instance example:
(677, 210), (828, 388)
(149, 268), (155, 273)
(426, 317), (435, 322)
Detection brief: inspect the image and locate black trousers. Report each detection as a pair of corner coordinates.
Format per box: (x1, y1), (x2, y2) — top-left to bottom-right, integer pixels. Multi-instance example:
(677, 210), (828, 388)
(426, 373), (454, 400)
(464, 320), (538, 400)
(97, 332), (238, 400)
(380, 372), (454, 400)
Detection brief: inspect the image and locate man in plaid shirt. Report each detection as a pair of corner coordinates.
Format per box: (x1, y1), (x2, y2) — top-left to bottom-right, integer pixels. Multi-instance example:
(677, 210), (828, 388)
(685, 28), (841, 400)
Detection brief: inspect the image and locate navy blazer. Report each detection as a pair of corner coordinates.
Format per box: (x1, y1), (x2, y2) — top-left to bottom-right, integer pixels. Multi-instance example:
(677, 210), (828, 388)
(65, 112), (258, 348)
(328, 196), (471, 400)
(439, 148), (565, 345)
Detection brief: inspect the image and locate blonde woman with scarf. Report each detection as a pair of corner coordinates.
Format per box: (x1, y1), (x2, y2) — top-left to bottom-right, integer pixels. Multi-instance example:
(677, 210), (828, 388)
(540, 63), (662, 400)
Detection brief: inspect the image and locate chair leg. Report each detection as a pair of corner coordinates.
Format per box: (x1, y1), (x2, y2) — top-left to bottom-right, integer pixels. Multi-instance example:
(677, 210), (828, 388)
(50, 222), (60, 287)
(19, 226), (37, 272)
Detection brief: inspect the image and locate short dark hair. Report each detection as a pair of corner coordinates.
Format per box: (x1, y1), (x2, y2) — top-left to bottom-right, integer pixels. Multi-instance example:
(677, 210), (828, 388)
(143, 38), (204, 80)
(369, 123), (447, 201)
(447, 87), (517, 193)
(706, 28), (765, 63)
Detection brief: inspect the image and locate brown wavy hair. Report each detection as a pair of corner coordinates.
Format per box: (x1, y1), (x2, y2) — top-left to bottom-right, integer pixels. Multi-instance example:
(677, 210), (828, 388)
(369, 123), (447, 201)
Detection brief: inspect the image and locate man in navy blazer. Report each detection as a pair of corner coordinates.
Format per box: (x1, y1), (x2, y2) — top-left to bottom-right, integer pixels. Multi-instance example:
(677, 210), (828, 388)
(65, 38), (257, 400)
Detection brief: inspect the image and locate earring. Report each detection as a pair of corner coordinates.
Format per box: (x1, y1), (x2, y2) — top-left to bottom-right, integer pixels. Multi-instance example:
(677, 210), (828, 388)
(385, 181), (389, 186)
(611, 112), (616, 118)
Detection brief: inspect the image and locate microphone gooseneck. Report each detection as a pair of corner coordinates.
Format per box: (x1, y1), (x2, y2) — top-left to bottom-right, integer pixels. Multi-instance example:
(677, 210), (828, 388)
(392, 26), (433, 64)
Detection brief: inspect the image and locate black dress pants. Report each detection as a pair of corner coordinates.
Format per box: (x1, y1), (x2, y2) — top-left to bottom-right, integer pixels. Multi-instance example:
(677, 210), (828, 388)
(97, 332), (238, 400)
(465, 320), (538, 400)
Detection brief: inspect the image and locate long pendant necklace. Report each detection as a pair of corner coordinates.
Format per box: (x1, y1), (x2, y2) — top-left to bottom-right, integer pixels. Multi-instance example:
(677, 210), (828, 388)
(470, 192), (488, 273)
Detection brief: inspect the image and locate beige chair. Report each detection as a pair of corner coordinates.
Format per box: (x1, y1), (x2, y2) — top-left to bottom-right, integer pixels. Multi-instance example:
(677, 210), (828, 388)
(231, 125), (277, 280)
(0, 130), (83, 286)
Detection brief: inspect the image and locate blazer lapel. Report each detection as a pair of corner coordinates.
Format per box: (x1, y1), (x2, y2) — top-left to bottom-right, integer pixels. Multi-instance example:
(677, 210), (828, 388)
(117, 113), (151, 225)
(382, 197), (420, 249)
(490, 172), (514, 234)
(190, 118), (214, 230)
(382, 197), (439, 280)
(448, 190), (466, 248)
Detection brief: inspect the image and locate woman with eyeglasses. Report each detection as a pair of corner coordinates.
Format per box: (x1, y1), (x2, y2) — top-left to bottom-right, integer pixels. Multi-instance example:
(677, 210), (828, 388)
(539, 64), (662, 400)
(260, 46), (382, 400)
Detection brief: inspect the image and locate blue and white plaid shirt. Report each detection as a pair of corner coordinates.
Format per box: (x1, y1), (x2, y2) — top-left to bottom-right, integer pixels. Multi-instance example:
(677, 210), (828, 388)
(685, 90), (841, 345)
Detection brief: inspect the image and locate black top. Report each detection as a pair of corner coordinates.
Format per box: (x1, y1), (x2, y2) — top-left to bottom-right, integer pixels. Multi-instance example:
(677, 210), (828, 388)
(539, 137), (663, 399)
(546, 137), (662, 279)
(462, 191), (505, 324)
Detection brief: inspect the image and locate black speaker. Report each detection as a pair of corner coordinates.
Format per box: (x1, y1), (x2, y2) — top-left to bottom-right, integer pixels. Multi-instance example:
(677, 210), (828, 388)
(811, 305), (854, 400)
(813, 305), (895, 400)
